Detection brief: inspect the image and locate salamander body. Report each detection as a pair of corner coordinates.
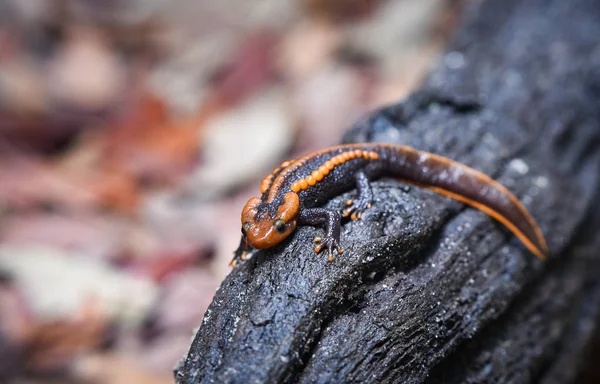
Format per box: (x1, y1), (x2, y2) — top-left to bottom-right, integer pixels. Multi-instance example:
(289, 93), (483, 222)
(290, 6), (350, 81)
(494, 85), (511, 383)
(233, 143), (548, 265)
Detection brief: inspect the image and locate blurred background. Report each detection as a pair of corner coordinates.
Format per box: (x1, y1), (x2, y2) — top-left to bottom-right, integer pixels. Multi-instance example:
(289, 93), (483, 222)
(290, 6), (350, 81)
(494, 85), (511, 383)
(0, 0), (467, 383)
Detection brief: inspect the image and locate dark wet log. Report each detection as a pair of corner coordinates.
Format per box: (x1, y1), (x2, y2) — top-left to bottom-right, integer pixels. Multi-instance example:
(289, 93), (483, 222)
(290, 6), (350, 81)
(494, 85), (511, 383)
(175, 0), (600, 382)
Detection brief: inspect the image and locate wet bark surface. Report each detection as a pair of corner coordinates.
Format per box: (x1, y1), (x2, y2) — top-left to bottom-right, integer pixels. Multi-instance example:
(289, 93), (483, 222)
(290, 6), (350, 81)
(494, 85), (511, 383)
(175, 0), (600, 382)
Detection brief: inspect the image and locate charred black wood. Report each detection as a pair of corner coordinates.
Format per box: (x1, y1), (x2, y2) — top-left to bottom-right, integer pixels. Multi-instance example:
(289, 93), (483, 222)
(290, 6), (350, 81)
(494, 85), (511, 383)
(176, 0), (600, 382)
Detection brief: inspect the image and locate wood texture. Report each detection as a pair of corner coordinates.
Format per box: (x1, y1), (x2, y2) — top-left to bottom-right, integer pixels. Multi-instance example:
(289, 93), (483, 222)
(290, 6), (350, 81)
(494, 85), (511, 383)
(176, 0), (600, 382)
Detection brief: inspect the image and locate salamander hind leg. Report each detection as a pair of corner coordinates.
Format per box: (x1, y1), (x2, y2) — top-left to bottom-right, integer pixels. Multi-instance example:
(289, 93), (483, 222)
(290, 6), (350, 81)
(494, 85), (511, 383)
(299, 208), (343, 262)
(343, 171), (373, 221)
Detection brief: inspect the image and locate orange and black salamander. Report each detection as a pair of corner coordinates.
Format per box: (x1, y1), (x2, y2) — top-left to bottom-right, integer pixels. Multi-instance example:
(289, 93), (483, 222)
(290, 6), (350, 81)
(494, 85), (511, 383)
(232, 143), (548, 266)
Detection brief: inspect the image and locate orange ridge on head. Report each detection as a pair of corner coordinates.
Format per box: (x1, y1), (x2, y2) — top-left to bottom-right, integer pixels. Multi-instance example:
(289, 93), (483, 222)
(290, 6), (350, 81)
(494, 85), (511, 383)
(260, 175), (273, 194)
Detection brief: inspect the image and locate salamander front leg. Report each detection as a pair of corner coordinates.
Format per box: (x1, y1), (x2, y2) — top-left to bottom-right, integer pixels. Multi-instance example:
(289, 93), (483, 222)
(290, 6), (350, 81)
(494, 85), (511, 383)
(343, 171), (373, 220)
(230, 236), (255, 267)
(299, 208), (343, 262)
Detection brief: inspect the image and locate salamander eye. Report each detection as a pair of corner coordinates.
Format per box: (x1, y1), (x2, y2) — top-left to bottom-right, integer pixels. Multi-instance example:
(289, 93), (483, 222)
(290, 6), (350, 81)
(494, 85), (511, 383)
(242, 222), (250, 236)
(274, 219), (286, 233)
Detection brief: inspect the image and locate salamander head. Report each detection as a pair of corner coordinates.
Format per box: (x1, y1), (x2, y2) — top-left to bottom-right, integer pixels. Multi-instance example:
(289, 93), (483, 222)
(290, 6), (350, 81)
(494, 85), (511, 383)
(241, 192), (299, 249)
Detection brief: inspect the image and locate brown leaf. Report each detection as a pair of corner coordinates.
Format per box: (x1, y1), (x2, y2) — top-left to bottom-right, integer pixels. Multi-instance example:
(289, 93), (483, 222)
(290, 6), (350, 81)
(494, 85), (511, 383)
(74, 353), (173, 384)
(99, 92), (219, 186)
(23, 299), (110, 373)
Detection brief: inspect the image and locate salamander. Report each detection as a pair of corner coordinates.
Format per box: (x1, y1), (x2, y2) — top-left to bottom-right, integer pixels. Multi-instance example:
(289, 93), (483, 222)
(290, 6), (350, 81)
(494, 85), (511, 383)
(232, 143), (548, 266)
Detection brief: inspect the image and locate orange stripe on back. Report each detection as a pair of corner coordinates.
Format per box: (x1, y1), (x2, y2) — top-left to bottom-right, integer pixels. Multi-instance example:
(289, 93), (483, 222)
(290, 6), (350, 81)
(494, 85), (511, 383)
(266, 143), (374, 202)
(290, 150), (379, 193)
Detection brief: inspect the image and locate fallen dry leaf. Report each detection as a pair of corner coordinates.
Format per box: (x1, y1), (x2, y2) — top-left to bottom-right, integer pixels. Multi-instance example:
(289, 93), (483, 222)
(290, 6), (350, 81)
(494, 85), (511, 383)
(0, 212), (125, 259)
(47, 26), (126, 113)
(210, 31), (278, 106)
(302, 0), (382, 22)
(0, 150), (140, 212)
(23, 299), (110, 373)
(74, 353), (173, 384)
(91, 91), (221, 188)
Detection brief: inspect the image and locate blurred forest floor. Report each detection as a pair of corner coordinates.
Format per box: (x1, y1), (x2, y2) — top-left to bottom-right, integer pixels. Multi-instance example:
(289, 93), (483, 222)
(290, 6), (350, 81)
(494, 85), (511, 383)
(0, 1), (466, 382)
